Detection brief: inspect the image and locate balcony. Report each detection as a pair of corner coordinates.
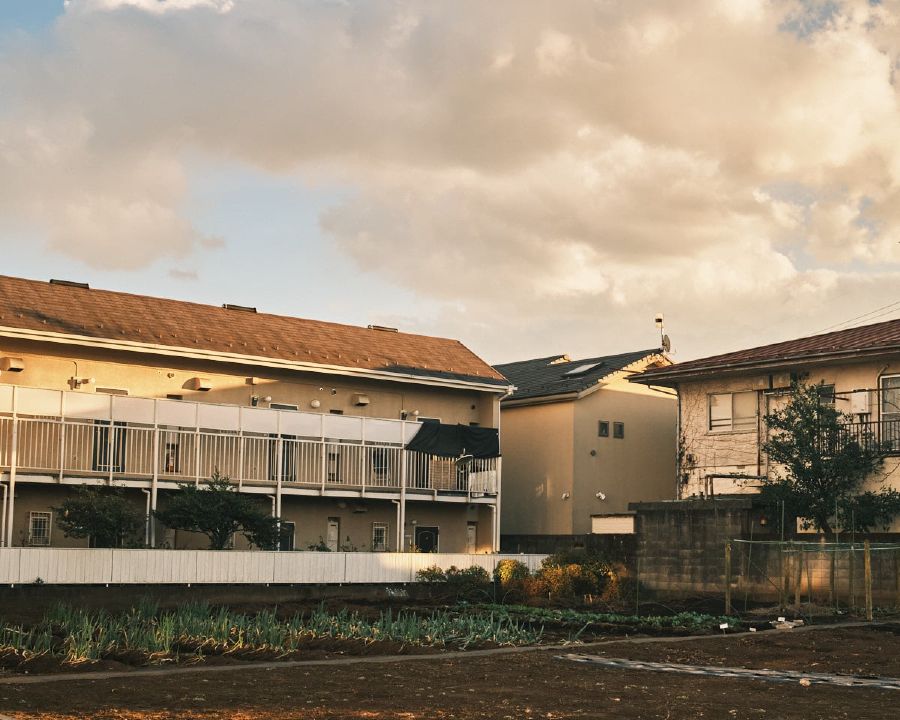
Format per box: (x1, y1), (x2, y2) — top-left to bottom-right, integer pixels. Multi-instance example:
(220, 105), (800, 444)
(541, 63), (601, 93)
(0, 385), (499, 497)
(818, 418), (900, 456)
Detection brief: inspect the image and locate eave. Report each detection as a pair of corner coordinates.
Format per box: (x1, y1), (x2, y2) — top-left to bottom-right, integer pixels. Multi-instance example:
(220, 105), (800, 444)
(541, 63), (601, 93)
(0, 325), (512, 394)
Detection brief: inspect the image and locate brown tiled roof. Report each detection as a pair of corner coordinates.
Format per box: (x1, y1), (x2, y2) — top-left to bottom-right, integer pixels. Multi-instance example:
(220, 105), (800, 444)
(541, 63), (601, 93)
(0, 275), (507, 387)
(636, 317), (900, 384)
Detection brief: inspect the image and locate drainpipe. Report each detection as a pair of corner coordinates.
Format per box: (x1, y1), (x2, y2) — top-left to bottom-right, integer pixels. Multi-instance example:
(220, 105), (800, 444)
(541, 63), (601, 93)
(493, 457), (502, 553)
(0, 481), (7, 548)
(391, 500), (401, 552)
(266, 494), (278, 551)
(7, 416), (17, 548)
(141, 489), (151, 547)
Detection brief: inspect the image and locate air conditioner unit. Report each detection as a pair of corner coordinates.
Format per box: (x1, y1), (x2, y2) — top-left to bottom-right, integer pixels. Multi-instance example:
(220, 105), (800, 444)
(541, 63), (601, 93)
(0, 357), (24, 372)
(849, 390), (870, 415)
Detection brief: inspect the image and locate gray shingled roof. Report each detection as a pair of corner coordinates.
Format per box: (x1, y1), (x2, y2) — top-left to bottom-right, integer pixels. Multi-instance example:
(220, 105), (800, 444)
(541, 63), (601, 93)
(495, 349), (662, 402)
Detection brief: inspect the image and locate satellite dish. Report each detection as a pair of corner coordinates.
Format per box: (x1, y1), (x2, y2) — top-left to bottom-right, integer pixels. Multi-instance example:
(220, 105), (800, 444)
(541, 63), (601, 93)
(661, 334), (671, 353)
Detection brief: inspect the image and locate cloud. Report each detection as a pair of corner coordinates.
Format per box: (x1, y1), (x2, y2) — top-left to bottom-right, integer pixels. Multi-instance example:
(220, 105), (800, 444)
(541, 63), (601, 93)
(2, 0), (900, 359)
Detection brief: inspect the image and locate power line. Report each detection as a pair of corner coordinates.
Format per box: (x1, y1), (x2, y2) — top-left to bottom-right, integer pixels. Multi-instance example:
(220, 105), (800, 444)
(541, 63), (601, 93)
(815, 299), (900, 334)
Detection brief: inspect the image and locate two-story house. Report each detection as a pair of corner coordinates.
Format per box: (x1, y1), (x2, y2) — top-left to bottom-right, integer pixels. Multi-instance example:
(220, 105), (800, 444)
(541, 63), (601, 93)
(494, 349), (675, 549)
(633, 319), (900, 530)
(0, 275), (511, 552)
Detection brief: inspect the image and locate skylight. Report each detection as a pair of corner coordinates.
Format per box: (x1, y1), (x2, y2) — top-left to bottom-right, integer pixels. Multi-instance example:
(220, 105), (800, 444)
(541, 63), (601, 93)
(563, 362), (602, 376)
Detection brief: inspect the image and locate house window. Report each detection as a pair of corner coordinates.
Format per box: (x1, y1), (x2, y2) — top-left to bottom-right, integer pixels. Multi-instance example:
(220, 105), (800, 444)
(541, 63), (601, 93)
(598, 421), (610, 438)
(92, 421), (127, 472)
(881, 376), (900, 419)
(327, 450), (341, 482)
(709, 392), (757, 432)
(372, 522), (388, 552)
(28, 512), (52, 546)
(271, 403), (299, 411)
(613, 422), (625, 439)
(817, 384), (836, 406)
(329, 409), (344, 415)
(372, 448), (390, 480)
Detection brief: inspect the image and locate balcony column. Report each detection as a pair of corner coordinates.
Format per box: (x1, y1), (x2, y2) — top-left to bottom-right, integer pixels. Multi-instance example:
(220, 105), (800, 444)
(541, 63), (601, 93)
(493, 457), (502, 553)
(399, 424), (408, 552)
(150, 424), (159, 548)
(6, 417), (17, 548)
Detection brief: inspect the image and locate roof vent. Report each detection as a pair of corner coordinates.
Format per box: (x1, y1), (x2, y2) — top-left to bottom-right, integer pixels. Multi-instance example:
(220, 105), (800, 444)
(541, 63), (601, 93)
(223, 303), (257, 313)
(368, 324), (399, 333)
(49, 279), (89, 289)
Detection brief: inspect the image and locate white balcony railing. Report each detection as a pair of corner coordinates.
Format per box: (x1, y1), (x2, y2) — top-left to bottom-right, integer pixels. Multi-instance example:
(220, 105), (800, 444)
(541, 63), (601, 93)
(0, 385), (499, 495)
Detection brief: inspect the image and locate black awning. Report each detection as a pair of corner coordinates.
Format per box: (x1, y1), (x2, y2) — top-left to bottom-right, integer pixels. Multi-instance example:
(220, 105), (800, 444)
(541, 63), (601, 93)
(404, 423), (500, 459)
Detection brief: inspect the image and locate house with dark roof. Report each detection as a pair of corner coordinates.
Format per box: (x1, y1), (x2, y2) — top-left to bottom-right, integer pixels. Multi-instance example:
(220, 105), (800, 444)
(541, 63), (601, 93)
(632, 318), (900, 514)
(494, 350), (675, 547)
(0, 275), (512, 553)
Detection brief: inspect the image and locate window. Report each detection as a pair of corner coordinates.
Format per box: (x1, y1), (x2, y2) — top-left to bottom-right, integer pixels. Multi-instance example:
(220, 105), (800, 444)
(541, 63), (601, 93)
(28, 512), (52, 546)
(417, 416), (440, 424)
(163, 437), (181, 474)
(92, 420), (127, 472)
(613, 422), (625, 439)
(709, 392), (757, 431)
(271, 402), (299, 411)
(882, 376), (900, 418)
(372, 522), (388, 552)
(372, 448), (390, 480)
(817, 384), (836, 406)
(166, 394), (184, 401)
(268, 434), (297, 482)
(329, 409), (344, 415)
(598, 421), (610, 438)
(327, 450), (341, 482)
(96, 387), (129, 396)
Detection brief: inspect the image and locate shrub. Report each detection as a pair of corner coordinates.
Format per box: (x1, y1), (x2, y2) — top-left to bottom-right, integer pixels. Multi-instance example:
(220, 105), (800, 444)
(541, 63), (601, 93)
(494, 559), (530, 586)
(446, 565), (492, 600)
(415, 565), (447, 583)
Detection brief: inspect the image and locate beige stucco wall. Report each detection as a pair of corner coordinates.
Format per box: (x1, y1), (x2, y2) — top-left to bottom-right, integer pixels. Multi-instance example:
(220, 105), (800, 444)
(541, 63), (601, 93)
(0, 338), (500, 428)
(676, 357), (900, 510)
(499, 401), (575, 535)
(499, 367), (677, 536)
(572, 378), (676, 533)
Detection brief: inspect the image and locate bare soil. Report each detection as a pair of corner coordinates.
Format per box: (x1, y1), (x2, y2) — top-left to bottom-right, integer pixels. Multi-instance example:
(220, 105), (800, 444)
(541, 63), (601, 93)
(0, 626), (894, 719)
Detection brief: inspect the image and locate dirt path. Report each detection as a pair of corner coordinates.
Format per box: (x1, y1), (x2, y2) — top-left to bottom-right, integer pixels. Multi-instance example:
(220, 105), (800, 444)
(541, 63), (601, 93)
(0, 625), (895, 720)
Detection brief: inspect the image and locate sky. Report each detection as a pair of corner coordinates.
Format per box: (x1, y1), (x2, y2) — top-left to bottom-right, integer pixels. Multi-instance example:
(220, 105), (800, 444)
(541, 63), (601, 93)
(1, 0), (900, 366)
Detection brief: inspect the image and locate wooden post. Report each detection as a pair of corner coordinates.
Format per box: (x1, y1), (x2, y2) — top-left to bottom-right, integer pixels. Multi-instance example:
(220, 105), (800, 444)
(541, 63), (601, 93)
(864, 540), (873, 622)
(794, 549), (802, 609)
(724, 541), (732, 616)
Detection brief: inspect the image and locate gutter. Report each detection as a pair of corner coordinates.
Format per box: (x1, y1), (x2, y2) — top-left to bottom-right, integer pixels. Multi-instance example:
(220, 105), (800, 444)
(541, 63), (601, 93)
(0, 325), (511, 394)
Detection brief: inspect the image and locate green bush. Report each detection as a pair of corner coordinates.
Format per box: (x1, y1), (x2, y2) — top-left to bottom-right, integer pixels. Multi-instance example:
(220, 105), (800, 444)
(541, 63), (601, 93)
(415, 565), (447, 583)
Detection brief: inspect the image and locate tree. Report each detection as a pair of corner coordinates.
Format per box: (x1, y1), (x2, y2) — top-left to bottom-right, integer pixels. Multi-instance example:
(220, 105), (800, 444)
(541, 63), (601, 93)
(54, 487), (145, 548)
(762, 382), (900, 538)
(154, 471), (282, 550)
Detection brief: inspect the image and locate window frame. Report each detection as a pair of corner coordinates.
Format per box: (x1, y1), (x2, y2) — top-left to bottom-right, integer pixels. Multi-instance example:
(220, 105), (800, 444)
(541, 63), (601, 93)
(708, 391), (758, 433)
(28, 511), (52, 547)
(881, 375), (900, 419)
(598, 421), (610, 438)
(612, 422), (625, 439)
(371, 522), (389, 552)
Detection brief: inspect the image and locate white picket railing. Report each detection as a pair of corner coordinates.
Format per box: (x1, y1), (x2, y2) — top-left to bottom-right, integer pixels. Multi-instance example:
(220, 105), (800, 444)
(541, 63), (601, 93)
(0, 548), (545, 585)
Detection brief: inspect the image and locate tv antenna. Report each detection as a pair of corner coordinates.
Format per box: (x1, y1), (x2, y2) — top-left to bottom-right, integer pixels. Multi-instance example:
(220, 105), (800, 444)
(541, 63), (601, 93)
(655, 314), (671, 353)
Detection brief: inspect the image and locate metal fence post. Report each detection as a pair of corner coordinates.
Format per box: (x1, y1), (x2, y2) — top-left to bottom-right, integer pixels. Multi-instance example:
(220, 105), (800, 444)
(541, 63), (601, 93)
(864, 540), (873, 622)
(724, 541), (732, 615)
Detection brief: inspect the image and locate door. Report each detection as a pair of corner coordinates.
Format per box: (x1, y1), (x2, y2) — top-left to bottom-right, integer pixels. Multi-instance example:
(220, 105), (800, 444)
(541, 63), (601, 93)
(414, 526), (439, 553)
(326, 517), (340, 552)
(279, 521), (296, 552)
(466, 522), (477, 554)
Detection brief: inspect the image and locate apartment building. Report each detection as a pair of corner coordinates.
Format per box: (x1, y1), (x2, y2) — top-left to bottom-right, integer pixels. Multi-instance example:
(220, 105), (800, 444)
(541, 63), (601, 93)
(0, 275), (511, 552)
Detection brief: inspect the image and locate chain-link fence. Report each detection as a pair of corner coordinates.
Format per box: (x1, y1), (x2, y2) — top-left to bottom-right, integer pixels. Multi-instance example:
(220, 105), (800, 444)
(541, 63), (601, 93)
(725, 539), (900, 619)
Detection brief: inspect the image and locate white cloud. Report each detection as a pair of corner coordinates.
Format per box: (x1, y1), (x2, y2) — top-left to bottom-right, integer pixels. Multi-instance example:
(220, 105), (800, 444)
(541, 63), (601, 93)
(2, 0), (900, 360)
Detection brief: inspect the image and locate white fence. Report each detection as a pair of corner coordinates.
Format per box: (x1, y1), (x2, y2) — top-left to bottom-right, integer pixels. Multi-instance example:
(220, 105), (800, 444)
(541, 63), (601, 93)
(0, 549), (546, 585)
